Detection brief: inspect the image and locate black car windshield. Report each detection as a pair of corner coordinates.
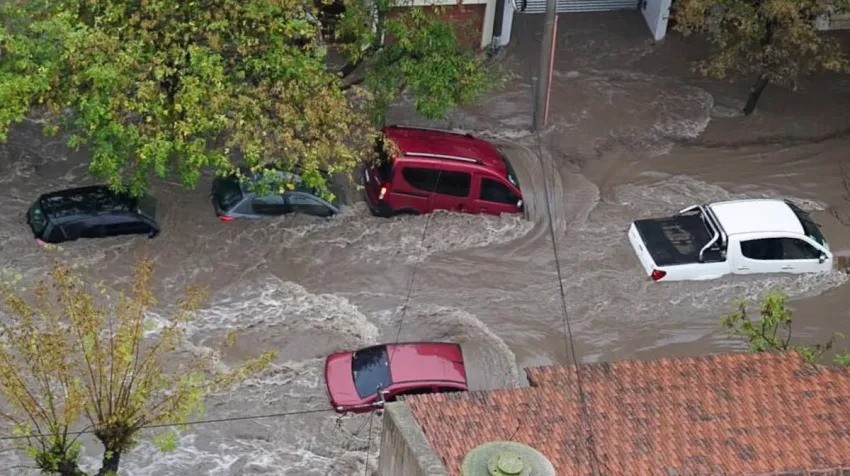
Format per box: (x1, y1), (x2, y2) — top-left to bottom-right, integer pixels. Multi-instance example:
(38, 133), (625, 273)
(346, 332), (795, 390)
(787, 201), (826, 246)
(500, 153), (520, 188)
(352, 345), (392, 399)
(214, 178), (244, 212)
(137, 194), (157, 221)
(27, 202), (48, 237)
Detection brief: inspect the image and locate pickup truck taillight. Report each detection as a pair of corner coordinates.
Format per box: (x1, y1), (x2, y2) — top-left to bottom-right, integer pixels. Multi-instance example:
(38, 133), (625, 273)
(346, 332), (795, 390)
(650, 269), (667, 281)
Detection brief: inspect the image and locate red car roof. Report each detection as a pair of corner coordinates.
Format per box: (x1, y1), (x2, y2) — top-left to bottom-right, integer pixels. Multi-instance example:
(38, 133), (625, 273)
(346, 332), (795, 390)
(324, 342), (467, 411)
(386, 342), (466, 386)
(383, 126), (507, 175)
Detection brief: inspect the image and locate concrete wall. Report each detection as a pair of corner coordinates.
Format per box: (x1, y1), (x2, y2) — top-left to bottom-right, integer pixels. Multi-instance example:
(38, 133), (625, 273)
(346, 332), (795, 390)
(378, 403), (448, 476)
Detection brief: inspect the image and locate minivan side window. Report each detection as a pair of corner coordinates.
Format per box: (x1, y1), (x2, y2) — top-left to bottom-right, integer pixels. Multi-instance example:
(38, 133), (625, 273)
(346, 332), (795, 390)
(740, 238), (783, 260)
(435, 171), (471, 197)
(480, 178), (518, 204)
(401, 167), (471, 197)
(402, 167), (439, 192)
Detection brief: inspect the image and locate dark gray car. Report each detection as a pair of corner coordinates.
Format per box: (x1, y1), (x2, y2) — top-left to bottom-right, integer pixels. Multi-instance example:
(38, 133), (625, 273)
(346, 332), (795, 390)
(211, 172), (340, 221)
(27, 185), (159, 243)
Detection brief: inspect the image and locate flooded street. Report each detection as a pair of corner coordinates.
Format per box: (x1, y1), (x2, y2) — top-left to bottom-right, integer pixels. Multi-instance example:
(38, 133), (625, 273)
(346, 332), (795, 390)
(2, 12), (850, 475)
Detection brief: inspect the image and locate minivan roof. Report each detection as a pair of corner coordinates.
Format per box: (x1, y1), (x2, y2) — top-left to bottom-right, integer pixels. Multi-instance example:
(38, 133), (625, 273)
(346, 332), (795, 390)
(383, 126), (507, 175)
(38, 185), (141, 221)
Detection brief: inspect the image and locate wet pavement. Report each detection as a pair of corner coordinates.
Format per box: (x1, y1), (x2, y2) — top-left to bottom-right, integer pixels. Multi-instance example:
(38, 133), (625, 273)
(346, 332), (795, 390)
(1, 11), (850, 475)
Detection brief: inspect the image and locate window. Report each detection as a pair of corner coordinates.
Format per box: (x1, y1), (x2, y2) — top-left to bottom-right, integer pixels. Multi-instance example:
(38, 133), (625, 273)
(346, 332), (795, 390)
(740, 238), (783, 260)
(401, 167), (471, 197)
(375, 137), (394, 181)
(27, 202), (48, 237)
(787, 202), (826, 246)
(480, 178), (518, 204)
(500, 153), (520, 188)
(251, 195), (288, 215)
(352, 346), (392, 399)
(213, 178), (244, 212)
(402, 167), (439, 192)
(286, 193), (333, 217)
(781, 238), (821, 260)
(435, 171), (471, 197)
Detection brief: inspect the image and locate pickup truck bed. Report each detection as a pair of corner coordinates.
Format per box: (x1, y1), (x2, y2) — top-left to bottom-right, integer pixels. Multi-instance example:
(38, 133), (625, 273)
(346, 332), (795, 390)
(633, 215), (712, 266)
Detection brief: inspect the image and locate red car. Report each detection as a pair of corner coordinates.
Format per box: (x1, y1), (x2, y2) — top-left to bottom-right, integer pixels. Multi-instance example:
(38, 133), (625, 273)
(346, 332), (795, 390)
(324, 342), (468, 414)
(363, 126), (524, 217)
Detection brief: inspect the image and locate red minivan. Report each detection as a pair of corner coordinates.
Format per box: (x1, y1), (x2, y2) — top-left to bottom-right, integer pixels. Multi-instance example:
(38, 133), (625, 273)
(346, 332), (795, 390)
(363, 126), (524, 217)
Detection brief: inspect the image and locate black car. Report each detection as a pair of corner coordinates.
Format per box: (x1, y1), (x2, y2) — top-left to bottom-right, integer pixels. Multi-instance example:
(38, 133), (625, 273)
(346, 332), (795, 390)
(27, 185), (160, 244)
(211, 169), (341, 221)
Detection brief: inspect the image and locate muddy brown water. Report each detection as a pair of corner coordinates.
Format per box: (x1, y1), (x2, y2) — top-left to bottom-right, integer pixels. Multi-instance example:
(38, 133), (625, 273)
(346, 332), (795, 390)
(1, 12), (850, 475)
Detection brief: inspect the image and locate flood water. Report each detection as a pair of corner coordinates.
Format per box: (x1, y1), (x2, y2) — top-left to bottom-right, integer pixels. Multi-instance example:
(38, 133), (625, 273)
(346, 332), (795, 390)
(2, 12), (850, 475)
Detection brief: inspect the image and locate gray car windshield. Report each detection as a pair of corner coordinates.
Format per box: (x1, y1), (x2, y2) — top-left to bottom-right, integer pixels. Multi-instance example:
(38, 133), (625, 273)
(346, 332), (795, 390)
(352, 345), (391, 399)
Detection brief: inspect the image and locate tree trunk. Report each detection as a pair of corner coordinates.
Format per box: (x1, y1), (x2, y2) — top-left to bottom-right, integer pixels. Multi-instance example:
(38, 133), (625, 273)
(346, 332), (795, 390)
(56, 459), (87, 476)
(96, 448), (121, 476)
(743, 74), (770, 116)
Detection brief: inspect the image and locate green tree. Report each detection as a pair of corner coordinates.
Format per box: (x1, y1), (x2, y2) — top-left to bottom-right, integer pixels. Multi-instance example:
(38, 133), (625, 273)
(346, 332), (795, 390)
(0, 0), (491, 197)
(0, 258), (274, 475)
(672, 0), (850, 115)
(336, 1), (491, 124)
(721, 290), (850, 364)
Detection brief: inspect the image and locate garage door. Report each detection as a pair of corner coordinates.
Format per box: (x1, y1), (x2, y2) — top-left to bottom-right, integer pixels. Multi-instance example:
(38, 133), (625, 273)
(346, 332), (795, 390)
(516, 0), (637, 14)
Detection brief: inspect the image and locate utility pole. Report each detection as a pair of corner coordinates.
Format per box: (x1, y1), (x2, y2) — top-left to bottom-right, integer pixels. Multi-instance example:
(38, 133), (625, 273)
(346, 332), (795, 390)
(533, 0), (558, 131)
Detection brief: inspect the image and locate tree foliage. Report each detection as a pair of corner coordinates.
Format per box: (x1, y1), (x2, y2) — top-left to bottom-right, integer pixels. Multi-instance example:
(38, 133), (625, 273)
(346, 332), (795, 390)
(0, 258), (274, 475)
(337, 0), (491, 124)
(721, 290), (850, 364)
(0, 0), (491, 196)
(673, 0), (850, 114)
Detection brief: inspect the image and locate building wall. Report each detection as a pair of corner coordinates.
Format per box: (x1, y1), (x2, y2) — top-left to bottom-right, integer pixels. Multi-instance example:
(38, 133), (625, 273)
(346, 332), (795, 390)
(378, 403), (448, 476)
(389, 4), (489, 49)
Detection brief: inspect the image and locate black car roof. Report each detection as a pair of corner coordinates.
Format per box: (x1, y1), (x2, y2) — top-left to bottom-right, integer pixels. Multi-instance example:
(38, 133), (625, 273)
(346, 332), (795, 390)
(39, 185), (139, 220)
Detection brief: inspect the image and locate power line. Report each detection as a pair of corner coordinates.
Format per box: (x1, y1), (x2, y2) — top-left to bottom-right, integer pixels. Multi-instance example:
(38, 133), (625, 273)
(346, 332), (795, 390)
(388, 170), (443, 357)
(0, 406), (334, 442)
(362, 412), (375, 476)
(530, 80), (601, 474)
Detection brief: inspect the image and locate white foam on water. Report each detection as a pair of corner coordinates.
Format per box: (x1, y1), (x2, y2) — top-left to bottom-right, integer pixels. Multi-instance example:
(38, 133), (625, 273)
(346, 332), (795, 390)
(374, 304), (522, 390)
(190, 276), (379, 344)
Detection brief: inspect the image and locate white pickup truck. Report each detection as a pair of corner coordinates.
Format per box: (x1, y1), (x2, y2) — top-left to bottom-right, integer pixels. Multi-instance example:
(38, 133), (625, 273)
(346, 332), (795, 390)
(628, 199), (833, 282)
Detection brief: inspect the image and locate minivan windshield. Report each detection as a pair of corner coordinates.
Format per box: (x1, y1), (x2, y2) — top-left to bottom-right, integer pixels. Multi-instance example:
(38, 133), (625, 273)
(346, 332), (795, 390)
(27, 202), (48, 237)
(500, 153), (520, 188)
(374, 137), (394, 181)
(352, 345), (392, 399)
(787, 201), (827, 246)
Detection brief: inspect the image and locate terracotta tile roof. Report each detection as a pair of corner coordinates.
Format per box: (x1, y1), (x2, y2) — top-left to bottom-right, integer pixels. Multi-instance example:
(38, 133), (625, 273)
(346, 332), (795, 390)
(405, 351), (850, 475)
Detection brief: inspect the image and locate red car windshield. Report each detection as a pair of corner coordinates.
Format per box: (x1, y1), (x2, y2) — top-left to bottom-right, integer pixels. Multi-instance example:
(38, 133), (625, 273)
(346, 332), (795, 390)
(352, 345), (392, 398)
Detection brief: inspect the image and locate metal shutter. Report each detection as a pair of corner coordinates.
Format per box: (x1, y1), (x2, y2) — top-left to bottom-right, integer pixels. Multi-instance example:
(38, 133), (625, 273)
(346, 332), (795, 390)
(514, 0), (638, 14)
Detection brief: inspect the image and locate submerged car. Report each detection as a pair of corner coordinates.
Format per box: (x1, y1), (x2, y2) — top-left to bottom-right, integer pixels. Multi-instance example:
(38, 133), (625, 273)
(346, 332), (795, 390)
(26, 185), (159, 244)
(324, 342), (468, 414)
(362, 126), (524, 217)
(211, 169), (340, 221)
